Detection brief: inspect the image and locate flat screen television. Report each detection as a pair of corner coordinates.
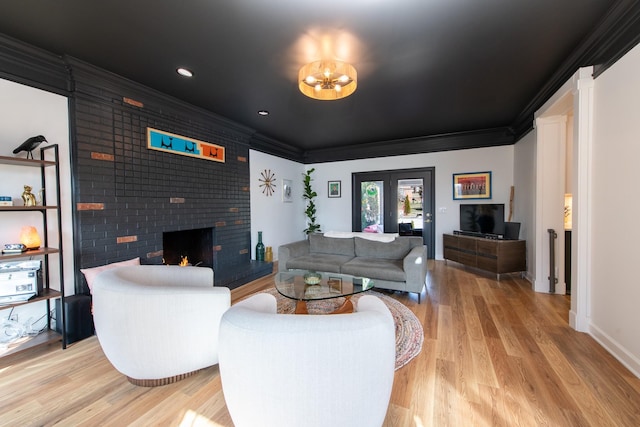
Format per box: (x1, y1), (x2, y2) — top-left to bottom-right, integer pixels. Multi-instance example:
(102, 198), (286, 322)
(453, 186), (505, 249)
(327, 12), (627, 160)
(459, 203), (505, 236)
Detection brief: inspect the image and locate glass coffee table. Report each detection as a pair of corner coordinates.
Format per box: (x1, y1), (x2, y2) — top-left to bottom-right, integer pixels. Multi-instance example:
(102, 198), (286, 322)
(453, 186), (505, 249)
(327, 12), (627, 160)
(274, 269), (375, 314)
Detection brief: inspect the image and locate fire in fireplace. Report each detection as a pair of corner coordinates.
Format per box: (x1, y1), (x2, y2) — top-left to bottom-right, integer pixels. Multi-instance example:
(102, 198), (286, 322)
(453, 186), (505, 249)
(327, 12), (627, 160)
(163, 227), (215, 269)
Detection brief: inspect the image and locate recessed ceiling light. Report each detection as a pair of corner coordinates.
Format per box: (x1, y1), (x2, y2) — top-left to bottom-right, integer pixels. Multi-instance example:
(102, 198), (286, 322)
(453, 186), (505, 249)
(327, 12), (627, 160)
(257, 110), (269, 116)
(176, 67), (194, 77)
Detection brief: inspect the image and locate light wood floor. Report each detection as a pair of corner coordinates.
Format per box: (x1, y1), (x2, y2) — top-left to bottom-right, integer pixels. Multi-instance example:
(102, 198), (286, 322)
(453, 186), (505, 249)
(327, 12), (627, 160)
(1, 260), (639, 426)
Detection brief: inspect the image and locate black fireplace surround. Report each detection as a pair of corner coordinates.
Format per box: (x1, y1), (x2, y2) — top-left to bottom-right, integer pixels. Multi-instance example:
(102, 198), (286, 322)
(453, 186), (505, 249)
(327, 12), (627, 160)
(163, 227), (216, 269)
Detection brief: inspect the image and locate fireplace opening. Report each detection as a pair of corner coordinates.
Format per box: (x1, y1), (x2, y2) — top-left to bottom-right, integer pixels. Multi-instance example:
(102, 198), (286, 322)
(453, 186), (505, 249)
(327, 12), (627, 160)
(163, 227), (215, 269)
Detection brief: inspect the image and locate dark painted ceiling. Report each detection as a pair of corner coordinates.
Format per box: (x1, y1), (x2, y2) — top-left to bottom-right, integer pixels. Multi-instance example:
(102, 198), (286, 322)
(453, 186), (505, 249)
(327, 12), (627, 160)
(1, 0), (638, 161)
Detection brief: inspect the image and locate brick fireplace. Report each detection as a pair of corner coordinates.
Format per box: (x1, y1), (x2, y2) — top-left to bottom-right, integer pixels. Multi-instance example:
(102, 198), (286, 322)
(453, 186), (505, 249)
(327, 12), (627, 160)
(71, 59), (270, 292)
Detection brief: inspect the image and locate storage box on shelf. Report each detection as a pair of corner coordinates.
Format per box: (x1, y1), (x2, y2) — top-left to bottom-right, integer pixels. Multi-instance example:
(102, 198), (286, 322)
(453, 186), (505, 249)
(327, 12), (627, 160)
(0, 145), (66, 356)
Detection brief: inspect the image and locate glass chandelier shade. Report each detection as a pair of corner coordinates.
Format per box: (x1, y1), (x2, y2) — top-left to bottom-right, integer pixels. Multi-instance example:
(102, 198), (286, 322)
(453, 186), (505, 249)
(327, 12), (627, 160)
(298, 60), (357, 100)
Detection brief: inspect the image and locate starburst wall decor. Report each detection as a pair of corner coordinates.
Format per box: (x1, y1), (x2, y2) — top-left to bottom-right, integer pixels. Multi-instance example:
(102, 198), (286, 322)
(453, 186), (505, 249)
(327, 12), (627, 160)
(259, 169), (276, 196)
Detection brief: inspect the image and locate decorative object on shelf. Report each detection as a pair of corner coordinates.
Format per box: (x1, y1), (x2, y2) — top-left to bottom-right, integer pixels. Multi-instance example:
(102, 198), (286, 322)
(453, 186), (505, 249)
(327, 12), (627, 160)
(21, 185), (37, 206)
(303, 271), (321, 285)
(303, 168), (321, 234)
(259, 169), (276, 196)
(256, 231), (265, 261)
(19, 226), (41, 250)
(265, 246), (273, 263)
(147, 127), (225, 163)
(328, 277), (342, 293)
(453, 171), (492, 200)
(328, 180), (341, 198)
(508, 185), (515, 221)
(12, 135), (47, 159)
(282, 179), (292, 202)
(2, 243), (27, 254)
(298, 60), (357, 101)
(0, 196), (13, 206)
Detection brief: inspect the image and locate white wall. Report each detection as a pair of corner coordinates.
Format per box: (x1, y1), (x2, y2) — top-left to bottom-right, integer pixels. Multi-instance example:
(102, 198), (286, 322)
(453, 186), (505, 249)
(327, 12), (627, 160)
(249, 150), (306, 260)
(0, 78), (73, 324)
(250, 145), (515, 261)
(308, 145), (515, 259)
(513, 129), (537, 282)
(589, 42), (640, 374)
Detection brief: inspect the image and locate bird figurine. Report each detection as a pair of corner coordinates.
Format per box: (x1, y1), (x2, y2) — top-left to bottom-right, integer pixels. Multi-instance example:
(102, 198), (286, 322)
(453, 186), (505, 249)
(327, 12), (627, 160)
(13, 135), (48, 159)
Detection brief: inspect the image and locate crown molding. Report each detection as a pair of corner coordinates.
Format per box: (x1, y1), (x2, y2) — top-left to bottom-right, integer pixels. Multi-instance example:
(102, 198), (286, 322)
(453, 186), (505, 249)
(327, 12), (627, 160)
(510, 0), (640, 141)
(250, 133), (305, 163)
(0, 33), (70, 95)
(304, 128), (515, 164)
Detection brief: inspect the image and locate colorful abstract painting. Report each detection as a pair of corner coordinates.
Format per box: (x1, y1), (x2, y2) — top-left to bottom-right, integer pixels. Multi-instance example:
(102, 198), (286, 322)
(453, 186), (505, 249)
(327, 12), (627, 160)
(147, 127), (225, 163)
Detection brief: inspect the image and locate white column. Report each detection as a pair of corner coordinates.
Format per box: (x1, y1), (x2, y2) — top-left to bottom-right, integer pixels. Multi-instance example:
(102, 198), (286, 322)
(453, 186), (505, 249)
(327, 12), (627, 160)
(570, 68), (595, 332)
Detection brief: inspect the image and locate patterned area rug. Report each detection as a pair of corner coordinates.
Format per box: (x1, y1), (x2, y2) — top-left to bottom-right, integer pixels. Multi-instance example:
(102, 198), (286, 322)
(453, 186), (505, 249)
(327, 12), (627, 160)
(256, 288), (424, 370)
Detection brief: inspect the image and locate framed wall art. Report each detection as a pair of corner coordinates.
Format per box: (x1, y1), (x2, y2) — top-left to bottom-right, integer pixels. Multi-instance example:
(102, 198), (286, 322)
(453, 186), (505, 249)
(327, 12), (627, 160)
(328, 180), (341, 198)
(147, 127), (225, 163)
(453, 171), (492, 200)
(282, 179), (293, 202)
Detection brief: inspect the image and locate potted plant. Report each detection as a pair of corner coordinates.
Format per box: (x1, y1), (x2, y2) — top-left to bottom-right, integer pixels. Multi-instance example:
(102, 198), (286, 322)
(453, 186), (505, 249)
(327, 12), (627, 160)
(303, 168), (321, 234)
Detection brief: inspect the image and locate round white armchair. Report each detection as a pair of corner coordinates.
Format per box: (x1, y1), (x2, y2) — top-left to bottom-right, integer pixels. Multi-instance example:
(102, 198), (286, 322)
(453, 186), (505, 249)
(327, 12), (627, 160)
(92, 265), (230, 386)
(218, 293), (396, 427)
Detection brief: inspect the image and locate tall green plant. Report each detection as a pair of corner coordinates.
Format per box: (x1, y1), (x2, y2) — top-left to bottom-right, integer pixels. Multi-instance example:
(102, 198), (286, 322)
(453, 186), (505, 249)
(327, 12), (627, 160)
(403, 195), (411, 216)
(303, 168), (321, 234)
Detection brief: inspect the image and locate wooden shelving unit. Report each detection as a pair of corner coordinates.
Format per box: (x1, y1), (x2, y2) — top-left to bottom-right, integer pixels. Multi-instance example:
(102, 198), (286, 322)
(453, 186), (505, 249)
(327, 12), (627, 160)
(0, 145), (66, 356)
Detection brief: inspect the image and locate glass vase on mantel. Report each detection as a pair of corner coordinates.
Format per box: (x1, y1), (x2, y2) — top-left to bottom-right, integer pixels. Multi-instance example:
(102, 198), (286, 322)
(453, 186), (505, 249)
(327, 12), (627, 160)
(256, 231), (265, 261)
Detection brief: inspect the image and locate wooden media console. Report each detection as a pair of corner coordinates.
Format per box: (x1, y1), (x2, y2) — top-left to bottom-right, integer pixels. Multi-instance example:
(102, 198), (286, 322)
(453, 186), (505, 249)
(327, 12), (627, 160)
(443, 233), (526, 278)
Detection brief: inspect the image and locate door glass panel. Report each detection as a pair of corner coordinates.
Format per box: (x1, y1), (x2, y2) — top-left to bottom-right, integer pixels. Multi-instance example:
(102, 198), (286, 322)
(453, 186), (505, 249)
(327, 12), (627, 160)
(397, 179), (423, 233)
(361, 181), (384, 232)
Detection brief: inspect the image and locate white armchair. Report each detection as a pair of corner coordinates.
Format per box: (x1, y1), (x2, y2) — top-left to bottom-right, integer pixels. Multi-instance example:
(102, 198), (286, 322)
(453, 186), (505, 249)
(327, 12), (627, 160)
(92, 265), (230, 386)
(218, 293), (395, 427)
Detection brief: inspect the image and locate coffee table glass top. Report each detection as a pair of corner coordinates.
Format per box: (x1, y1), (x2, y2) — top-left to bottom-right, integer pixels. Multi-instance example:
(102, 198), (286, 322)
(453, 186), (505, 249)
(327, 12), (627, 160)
(274, 269), (374, 302)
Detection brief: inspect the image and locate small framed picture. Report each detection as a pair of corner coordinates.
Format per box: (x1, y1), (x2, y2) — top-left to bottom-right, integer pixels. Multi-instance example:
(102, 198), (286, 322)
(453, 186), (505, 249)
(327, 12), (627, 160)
(328, 277), (342, 293)
(328, 180), (341, 198)
(453, 172), (492, 200)
(282, 179), (293, 202)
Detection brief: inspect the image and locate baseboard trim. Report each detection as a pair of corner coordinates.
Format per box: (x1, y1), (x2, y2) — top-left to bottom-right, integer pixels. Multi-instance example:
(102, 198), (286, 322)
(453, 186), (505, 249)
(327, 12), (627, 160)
(589, 323), (640, 379)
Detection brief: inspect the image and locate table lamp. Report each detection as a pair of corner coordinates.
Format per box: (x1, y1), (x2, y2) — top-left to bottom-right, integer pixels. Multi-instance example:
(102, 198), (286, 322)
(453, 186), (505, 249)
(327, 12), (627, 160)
(19, 226), (41, 250)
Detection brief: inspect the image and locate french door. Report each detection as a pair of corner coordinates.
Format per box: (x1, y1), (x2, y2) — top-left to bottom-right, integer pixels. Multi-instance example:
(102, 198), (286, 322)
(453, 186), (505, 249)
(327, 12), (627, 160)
(352, 167), (435, 258)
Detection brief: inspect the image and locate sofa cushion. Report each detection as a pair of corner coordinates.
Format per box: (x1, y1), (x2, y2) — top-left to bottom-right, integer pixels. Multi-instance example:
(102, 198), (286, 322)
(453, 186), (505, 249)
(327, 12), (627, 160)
(309, 233), (355, 257)
(341, 258), (406, 282)
(285, 254), (353, 274)
(354, 237), (411, 260)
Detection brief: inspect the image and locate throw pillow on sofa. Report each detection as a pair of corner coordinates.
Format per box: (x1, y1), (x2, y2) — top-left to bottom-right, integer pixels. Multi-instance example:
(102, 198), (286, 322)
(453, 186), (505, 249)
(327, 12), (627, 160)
(309, 233), (355, 256)
(81, 257), (141, 292)
(354, 237), (411, 260)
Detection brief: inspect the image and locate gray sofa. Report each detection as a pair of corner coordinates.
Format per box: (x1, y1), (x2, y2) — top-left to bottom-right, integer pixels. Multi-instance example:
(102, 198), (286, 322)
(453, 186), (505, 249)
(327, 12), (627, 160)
(278, 233), (427, 302)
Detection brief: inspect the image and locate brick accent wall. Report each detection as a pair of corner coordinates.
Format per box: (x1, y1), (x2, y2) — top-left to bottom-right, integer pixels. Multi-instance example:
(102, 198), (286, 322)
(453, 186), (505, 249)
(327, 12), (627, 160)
(70, 60), (254, 291)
